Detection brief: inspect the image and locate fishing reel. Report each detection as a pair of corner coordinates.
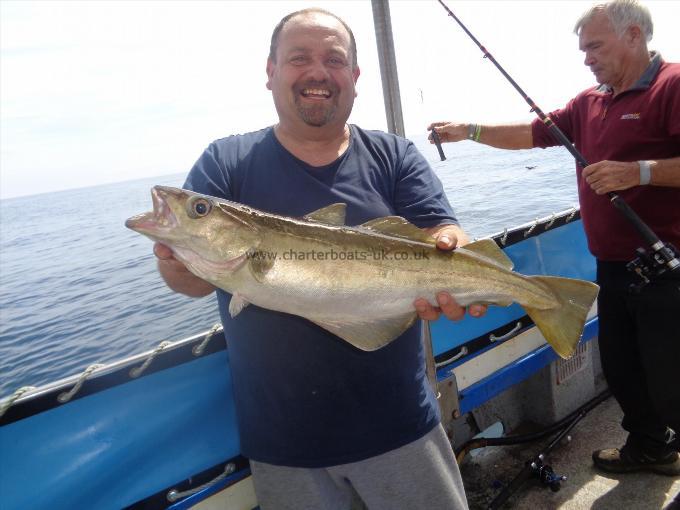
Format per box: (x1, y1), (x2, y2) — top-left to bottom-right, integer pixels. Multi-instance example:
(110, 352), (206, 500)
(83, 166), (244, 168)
(530, 455), (567, 493)
(627, 241), (680, 292)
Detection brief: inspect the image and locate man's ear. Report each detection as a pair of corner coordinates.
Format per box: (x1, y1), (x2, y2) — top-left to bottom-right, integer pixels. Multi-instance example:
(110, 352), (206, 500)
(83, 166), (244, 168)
(266, 58), (275, 90)
(353, 66), (360, 97)
(626, 24), (643, 46)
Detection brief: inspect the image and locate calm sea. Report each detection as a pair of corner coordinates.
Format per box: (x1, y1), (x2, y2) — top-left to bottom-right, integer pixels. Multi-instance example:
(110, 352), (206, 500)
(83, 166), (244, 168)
(0, 137), (576, 397)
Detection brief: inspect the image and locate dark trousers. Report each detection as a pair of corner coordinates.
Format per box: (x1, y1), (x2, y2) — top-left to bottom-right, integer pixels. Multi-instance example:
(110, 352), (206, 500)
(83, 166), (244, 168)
(597, 260), (680, 456)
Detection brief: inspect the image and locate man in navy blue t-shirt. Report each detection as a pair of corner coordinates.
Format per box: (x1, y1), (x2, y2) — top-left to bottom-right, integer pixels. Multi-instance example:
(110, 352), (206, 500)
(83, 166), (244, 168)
(155, 7), (483, 510)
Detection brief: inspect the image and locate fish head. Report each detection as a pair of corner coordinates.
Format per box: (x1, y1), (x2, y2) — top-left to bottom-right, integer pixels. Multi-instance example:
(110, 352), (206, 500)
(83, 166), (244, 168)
(126, 186), (260, 278)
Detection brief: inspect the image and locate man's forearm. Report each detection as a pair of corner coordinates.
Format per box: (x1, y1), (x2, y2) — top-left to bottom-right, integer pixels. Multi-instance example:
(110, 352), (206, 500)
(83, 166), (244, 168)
(583, 156), (680, 195)
(430, 121), (533, 150)
(474, 123), (533, 150)
(649, 157), (680, 187)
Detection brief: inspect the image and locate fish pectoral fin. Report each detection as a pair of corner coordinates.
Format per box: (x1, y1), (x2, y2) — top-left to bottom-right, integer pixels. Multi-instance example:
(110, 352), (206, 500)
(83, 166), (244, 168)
(458, 239), (514, 270)
(359, 217), (436, 245)
(228, 293), (250, 317)
(304, 203), (347, 226)
(248, 251), (275, 282)
(310, 312), (419, 351)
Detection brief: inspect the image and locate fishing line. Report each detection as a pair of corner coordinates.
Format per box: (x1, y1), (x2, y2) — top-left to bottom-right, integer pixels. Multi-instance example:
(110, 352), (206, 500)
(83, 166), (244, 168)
(436, 0), (679, 285)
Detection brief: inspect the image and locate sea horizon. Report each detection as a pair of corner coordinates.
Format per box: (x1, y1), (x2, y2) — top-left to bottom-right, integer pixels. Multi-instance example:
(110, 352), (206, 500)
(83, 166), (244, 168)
(0, 140), (578, 397)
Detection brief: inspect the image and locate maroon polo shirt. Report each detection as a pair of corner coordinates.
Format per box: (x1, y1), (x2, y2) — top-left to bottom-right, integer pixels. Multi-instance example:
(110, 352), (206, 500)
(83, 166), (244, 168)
(532, 53), (680, 261)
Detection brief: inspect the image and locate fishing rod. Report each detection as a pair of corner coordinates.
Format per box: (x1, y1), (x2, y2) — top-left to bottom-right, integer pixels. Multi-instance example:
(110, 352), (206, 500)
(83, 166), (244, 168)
(436, 0), (679, 285)
(431, 127), (447, 161)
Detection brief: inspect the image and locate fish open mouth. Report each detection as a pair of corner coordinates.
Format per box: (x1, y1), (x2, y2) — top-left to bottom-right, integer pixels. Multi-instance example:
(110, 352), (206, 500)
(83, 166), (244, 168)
(125, 186), (179, 236)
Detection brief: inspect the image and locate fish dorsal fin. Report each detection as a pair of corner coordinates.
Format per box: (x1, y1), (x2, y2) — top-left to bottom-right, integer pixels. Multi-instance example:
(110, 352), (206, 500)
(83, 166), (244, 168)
(460, 239), (514, 270)
(360, 216), (436, 245)
(304, 203), (347, 226)
(309, 312), (419, 351)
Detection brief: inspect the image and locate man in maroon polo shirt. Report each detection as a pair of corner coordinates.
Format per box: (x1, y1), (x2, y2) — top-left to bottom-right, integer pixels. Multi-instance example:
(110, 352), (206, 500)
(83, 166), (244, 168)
(429, 0), (680, 478)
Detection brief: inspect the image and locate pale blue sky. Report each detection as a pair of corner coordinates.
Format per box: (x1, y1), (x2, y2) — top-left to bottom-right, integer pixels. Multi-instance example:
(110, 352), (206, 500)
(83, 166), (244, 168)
(1, 0), (678, 199)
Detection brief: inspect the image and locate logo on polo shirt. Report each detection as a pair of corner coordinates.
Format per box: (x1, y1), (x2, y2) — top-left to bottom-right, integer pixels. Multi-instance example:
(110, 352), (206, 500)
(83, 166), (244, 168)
(620, 113), (641, 120)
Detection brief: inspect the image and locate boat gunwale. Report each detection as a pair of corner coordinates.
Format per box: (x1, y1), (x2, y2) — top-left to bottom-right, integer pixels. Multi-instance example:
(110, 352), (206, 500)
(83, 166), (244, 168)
(0, 326), (226, 425)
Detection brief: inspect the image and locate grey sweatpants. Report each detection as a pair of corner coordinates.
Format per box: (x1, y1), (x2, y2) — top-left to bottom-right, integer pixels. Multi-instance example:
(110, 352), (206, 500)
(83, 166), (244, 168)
(250, 424), (469, 510)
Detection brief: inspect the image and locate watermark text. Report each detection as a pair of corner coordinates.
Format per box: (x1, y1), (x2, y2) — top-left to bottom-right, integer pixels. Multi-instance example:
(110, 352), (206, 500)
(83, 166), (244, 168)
(248, 248), (430, 262)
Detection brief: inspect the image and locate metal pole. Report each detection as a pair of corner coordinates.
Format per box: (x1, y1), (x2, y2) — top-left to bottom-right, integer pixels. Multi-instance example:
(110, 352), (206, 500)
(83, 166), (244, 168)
(371, 0), (405, 137)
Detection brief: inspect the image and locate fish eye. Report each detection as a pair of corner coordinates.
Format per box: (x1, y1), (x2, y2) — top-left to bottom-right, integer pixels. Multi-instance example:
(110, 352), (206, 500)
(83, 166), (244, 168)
(187, 197), (212, 218)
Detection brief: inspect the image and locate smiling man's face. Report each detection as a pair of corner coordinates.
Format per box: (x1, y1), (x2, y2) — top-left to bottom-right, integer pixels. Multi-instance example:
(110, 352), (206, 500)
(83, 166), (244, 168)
(266, 12), (360, 132)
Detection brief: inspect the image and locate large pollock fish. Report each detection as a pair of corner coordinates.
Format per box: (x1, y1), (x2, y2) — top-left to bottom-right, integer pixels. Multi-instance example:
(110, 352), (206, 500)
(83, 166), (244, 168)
(126, 186), (599, 358)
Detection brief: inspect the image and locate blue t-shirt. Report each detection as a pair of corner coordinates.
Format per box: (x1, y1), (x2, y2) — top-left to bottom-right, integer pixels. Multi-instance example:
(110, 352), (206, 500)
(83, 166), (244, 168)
(184, 125), (457, 467)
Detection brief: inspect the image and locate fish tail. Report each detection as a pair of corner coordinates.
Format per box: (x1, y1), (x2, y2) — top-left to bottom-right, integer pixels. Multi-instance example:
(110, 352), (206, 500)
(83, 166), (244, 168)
(523, 276), (599, 359)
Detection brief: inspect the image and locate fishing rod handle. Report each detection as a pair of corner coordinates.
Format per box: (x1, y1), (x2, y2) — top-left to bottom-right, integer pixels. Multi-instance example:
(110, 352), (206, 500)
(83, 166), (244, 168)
(608, 194), (660, 246)
(487, 464), (534, 510)
(431, 128), (447, 161)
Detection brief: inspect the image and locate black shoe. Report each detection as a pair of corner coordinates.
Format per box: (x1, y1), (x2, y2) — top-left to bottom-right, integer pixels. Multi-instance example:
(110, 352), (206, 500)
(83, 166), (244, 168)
(664, 491), (680, 510)
(592, 446), (680, 476)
